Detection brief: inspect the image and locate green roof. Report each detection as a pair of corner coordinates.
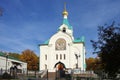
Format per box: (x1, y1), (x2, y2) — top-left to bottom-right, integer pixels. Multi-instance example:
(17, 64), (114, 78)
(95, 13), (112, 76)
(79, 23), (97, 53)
(44, 39), (49, 45)
(0, 52), (4, 57)
(73, 36), (85, 43)
(0, 52), (20, 61)
(63, 18), (73, 30)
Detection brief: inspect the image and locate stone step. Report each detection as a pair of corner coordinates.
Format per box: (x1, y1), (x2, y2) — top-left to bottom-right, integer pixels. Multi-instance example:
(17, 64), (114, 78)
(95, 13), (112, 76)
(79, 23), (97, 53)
(48, 72), (56, 79)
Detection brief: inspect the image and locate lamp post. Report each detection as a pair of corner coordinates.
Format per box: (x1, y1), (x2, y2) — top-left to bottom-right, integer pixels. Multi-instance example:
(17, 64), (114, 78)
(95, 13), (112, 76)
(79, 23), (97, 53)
(5, 52), (9, 73)
(75, 54), (80, 69)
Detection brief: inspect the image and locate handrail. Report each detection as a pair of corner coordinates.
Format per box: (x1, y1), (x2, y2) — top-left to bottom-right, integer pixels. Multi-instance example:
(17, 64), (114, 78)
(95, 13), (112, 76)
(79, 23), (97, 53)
(40, 69), (47, 78)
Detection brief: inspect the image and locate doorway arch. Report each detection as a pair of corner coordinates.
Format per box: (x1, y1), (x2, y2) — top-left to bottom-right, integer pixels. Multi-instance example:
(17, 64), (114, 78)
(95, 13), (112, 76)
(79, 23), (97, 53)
(54, 61), (66, 70)
(54, 61), (66, 78)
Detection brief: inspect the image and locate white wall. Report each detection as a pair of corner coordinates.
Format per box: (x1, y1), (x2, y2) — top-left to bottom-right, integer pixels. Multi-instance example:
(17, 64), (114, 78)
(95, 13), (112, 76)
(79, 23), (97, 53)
(40, 31), (86, 72)
(0, 56), (27, 73)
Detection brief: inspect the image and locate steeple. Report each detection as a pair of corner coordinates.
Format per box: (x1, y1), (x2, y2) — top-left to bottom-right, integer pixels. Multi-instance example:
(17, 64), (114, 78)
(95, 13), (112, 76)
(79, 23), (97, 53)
(62, 3), (72, 30)
(58, 3), (73, 39)
(62, 3), (68, 19)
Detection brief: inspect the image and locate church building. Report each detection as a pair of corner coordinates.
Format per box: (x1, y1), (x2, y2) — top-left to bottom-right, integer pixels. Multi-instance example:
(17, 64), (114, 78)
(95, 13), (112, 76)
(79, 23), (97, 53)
(0, 51), (27, 74)
(39, 5), (86, 72)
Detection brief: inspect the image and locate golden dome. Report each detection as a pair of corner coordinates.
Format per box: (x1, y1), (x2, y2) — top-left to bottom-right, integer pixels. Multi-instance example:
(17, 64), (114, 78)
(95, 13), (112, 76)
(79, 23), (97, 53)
(62, 3), (68, 16)
(62, 10), (68, 16)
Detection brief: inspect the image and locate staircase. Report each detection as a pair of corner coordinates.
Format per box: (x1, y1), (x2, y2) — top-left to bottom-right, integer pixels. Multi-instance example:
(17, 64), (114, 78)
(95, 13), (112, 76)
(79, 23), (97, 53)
(40, 70), (68, 80)
(48, 72), (56, 80)
(40, 70), (56, 80)
(48, 72), (66, 80)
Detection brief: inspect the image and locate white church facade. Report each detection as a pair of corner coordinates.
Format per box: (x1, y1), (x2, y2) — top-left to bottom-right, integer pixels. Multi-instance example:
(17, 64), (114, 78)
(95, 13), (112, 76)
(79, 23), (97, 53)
(39, 5), (86, 72)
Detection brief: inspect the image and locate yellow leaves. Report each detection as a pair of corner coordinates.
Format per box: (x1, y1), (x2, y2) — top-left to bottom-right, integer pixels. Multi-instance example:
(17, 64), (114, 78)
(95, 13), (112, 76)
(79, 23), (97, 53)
(20, 49), (39, 70)
(86, 57), (102, 70)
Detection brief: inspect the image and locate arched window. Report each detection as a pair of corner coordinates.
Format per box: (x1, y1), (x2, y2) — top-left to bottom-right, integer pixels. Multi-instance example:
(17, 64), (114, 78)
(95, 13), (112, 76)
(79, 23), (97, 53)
(45, 55), (47, 60)
(55, 38), (66, 50)
(63, 27), (66, 32)
(60, 54), (62, 60)
(56, 54), (58, 60)
(45, 64), (47, 69)
(64, 54), (66, 60)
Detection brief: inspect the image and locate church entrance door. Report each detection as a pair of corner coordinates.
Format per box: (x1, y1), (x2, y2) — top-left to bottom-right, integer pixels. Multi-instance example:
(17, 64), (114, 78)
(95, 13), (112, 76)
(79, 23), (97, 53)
(54, 61), (66, 78)
(58, 63), (64, 70)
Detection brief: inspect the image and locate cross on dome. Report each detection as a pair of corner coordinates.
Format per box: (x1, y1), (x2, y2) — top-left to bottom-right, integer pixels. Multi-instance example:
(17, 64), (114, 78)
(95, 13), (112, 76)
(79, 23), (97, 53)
(62, 3), (68, 18)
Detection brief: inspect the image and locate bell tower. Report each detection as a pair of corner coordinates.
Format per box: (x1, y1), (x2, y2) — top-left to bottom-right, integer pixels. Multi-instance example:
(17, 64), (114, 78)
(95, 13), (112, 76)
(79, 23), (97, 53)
(58, 3), (73, 39)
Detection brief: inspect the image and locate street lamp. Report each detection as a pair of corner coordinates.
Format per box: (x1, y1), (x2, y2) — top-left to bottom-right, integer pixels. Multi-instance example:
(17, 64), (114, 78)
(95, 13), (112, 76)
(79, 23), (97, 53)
(74, 54), (80, 69)
(5, 52), (9, 73)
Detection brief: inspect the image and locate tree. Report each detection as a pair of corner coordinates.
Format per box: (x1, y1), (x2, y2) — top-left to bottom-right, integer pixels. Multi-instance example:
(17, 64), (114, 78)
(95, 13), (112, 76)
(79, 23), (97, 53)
(86, 57), (95, 70)
(9, 52), (20, 59)
(91, 22), (120, 78)
(86, 57), (102, 71)
(20, 49), (39, 70)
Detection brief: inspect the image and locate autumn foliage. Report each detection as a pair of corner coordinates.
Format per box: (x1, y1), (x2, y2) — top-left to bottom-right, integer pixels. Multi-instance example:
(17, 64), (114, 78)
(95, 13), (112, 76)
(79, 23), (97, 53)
(20, 49), (39, 70)
(86, 57), (102, 71)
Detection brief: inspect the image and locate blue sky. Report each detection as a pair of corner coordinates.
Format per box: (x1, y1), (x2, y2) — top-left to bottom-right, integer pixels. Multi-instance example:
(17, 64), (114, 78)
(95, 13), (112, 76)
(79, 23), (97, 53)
(0, 0), (120, 58)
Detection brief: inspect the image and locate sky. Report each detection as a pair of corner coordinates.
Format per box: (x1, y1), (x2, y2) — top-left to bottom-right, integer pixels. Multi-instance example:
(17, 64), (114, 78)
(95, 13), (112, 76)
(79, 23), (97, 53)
(0, 0), (120, 58)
